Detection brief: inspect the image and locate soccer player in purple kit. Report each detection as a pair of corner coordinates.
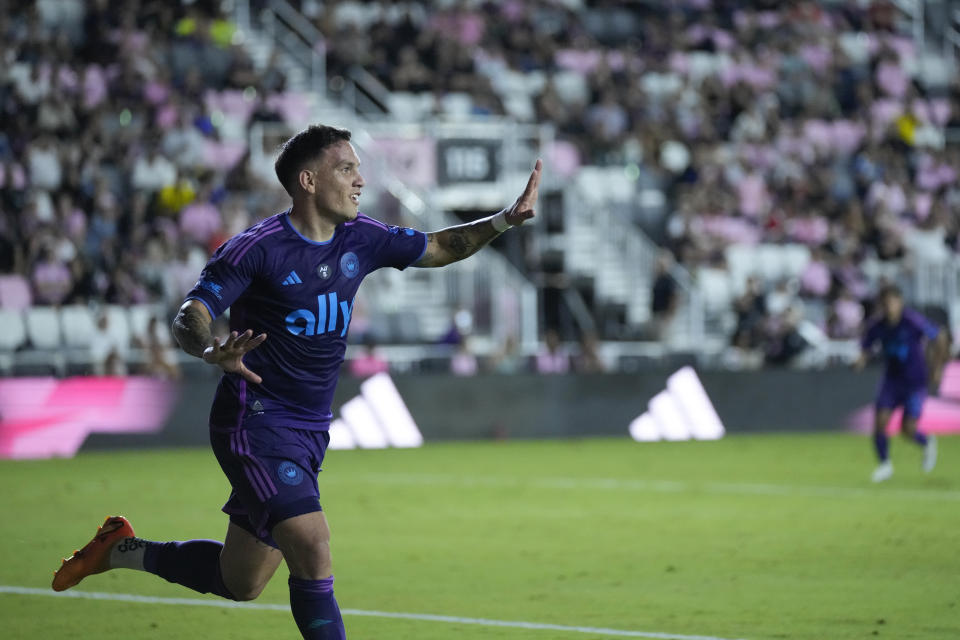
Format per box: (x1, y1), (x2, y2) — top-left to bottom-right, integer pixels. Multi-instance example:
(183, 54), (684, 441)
(854, 285), (948, 483)
(51, 125), (542, 639)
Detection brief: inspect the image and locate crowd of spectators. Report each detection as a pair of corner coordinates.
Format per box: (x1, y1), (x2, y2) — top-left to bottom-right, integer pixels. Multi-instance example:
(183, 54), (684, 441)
(4, 0), (959, 373)
(0, 0), (297, 314)
(308, 0), (959, 356)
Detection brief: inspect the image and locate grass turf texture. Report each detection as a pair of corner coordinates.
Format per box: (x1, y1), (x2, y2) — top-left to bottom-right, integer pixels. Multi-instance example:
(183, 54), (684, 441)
(1, 433), (959, 640)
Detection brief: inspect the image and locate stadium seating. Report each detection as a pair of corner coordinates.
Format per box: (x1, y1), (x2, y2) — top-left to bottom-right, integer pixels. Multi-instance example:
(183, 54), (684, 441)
(24, 308), (61, 351)
(4, 0), (958, 374)
(0, 276), (32, 311)
(59, 306), (97, 349)
(307, 0), (959, 357)
(0, 310), (27, 375)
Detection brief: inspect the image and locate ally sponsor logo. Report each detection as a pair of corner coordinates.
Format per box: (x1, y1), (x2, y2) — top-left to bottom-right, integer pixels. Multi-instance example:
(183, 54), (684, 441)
(285, 292), (354, 337)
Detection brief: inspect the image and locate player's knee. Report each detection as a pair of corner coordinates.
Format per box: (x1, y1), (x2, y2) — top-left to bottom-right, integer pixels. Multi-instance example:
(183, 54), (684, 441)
(229, 578), (269, 602)
(286, 539), (333, 580)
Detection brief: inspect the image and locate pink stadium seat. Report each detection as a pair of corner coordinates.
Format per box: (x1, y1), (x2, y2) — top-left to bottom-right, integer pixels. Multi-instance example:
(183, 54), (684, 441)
(0, 275), (32, 310)
(266, 92), (311, 125)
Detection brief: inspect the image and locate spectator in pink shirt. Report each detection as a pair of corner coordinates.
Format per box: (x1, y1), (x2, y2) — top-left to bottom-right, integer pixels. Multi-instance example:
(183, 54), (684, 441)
(875, 52), (909, 98)
(179, 183), (222, 245)
(800, 248), (831, 298)
(349, 336), (390, 378)
(536, 330), (570, 374)
(828, 288), (864, 338)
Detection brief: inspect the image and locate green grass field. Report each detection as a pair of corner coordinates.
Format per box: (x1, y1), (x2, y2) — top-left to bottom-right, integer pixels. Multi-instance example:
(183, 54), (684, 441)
(2, 433), (959, 640)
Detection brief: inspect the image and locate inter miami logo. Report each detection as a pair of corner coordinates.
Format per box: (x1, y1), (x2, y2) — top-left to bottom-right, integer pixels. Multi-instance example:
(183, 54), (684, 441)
(277, 460), (304, 486)
(340, 252), (360, 279)
(317, 263), (330, 280)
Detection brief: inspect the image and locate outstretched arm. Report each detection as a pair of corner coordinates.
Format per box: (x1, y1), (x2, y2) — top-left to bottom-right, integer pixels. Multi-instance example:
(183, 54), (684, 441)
(172, 300), (267, 384)
(415, 159), (542, 268)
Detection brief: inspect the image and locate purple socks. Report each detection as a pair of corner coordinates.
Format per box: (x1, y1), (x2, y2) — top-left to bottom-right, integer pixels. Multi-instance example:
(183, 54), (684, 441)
(873, 431), (890, 462)
(142, 540), (347, 638)
(289, 575), (346, 639)
(874, 429), (929, 462)
(143, 540), (236, 600)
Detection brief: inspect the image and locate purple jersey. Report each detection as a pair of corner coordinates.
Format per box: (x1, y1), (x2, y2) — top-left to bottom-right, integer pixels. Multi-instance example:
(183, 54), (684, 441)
(185, 210), (427, 431)
(861, 308), (939, 387)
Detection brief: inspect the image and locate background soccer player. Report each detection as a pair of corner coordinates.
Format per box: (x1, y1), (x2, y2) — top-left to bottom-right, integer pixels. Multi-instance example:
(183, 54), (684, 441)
(52, 124), (542, 639)
(854, 285), (948, 483)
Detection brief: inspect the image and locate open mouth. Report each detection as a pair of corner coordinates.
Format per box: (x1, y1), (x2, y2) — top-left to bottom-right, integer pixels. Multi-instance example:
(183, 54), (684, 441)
(350, 193), (360, 204)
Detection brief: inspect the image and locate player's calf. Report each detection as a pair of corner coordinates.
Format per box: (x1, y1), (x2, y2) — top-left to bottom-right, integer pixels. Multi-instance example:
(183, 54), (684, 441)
(273, 512), (345, 639)
(218, 521), (285, 601)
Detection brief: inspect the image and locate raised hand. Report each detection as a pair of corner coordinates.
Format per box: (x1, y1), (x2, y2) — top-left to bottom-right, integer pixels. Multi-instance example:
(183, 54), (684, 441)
(504, 159), (542, 227)
(203, 329), (268, 384)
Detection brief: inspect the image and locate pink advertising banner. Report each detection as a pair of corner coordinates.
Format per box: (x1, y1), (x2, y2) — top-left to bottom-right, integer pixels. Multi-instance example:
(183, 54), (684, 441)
(848, 362), (960, 434)
(0, 377), (179, 459)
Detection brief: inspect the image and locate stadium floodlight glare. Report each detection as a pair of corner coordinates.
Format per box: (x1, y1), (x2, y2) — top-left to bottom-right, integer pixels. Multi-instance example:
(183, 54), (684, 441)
(360, 373), (424, 448)
(628, 367), (726, 443)
(327, 419), (357, 450)
(339, 396), (389, 449)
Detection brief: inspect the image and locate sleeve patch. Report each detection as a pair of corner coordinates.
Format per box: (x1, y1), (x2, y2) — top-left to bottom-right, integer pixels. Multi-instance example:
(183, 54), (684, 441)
(197, 278), (224, 300)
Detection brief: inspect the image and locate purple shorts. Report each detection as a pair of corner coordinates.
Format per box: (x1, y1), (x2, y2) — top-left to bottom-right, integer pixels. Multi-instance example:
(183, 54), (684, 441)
(876, 380), (927, 419)
(209, 426), (330, 548)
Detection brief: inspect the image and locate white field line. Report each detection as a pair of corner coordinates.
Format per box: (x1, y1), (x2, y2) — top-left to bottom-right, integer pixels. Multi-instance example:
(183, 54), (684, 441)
(0, 585), (745, 640)
(329, 472), (960, 502)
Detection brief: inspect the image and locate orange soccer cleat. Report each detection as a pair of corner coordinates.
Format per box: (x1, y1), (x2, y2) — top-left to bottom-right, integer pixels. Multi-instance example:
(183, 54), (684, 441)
(51, 516), (134, 592)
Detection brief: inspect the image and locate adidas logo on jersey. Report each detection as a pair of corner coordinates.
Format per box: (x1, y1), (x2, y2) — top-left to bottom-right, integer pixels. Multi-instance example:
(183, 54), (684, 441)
(282, 271), (303, 286)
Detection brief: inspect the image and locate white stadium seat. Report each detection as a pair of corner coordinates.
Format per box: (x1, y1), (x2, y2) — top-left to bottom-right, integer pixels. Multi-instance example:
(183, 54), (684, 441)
(59, 305), (97, 348)
(755, 245), (782, 280)
(105, 305), (132, 351)
(724, 244), (756, 292)
(388, 92), (430, 122)
(781, 245), (812, 278)
(128, 304), (164, 343)
(697, 267), (735, 313)
(440, 92), (474, 121)
(24, 307), (62, 349)
(0, 309), (27, 351)
(551, 70), (589, 105)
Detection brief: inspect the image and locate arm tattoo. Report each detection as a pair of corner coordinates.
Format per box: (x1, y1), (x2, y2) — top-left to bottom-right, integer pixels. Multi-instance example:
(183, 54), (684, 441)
(172, 303), (214, 358)
(416, 217), (502, 268)
(445, 228), (472, 258)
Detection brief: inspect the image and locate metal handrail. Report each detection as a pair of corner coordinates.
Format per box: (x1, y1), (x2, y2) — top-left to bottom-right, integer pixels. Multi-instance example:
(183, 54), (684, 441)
(269, 0), (324, 44)
(346, 65), (391, 115)
(260, 0), (326, 91)
(563, 182), (705, 346)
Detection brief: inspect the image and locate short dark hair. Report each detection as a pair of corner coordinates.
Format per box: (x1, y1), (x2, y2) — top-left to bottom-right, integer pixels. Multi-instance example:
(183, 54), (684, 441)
(274, 125), (352, 196)
(879, 284), (902, 300)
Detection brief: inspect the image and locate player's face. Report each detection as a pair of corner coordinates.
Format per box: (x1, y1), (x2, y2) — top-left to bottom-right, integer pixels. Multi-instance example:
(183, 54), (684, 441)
(882, 293), (903, 323)
(310, 141), (365, 223)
